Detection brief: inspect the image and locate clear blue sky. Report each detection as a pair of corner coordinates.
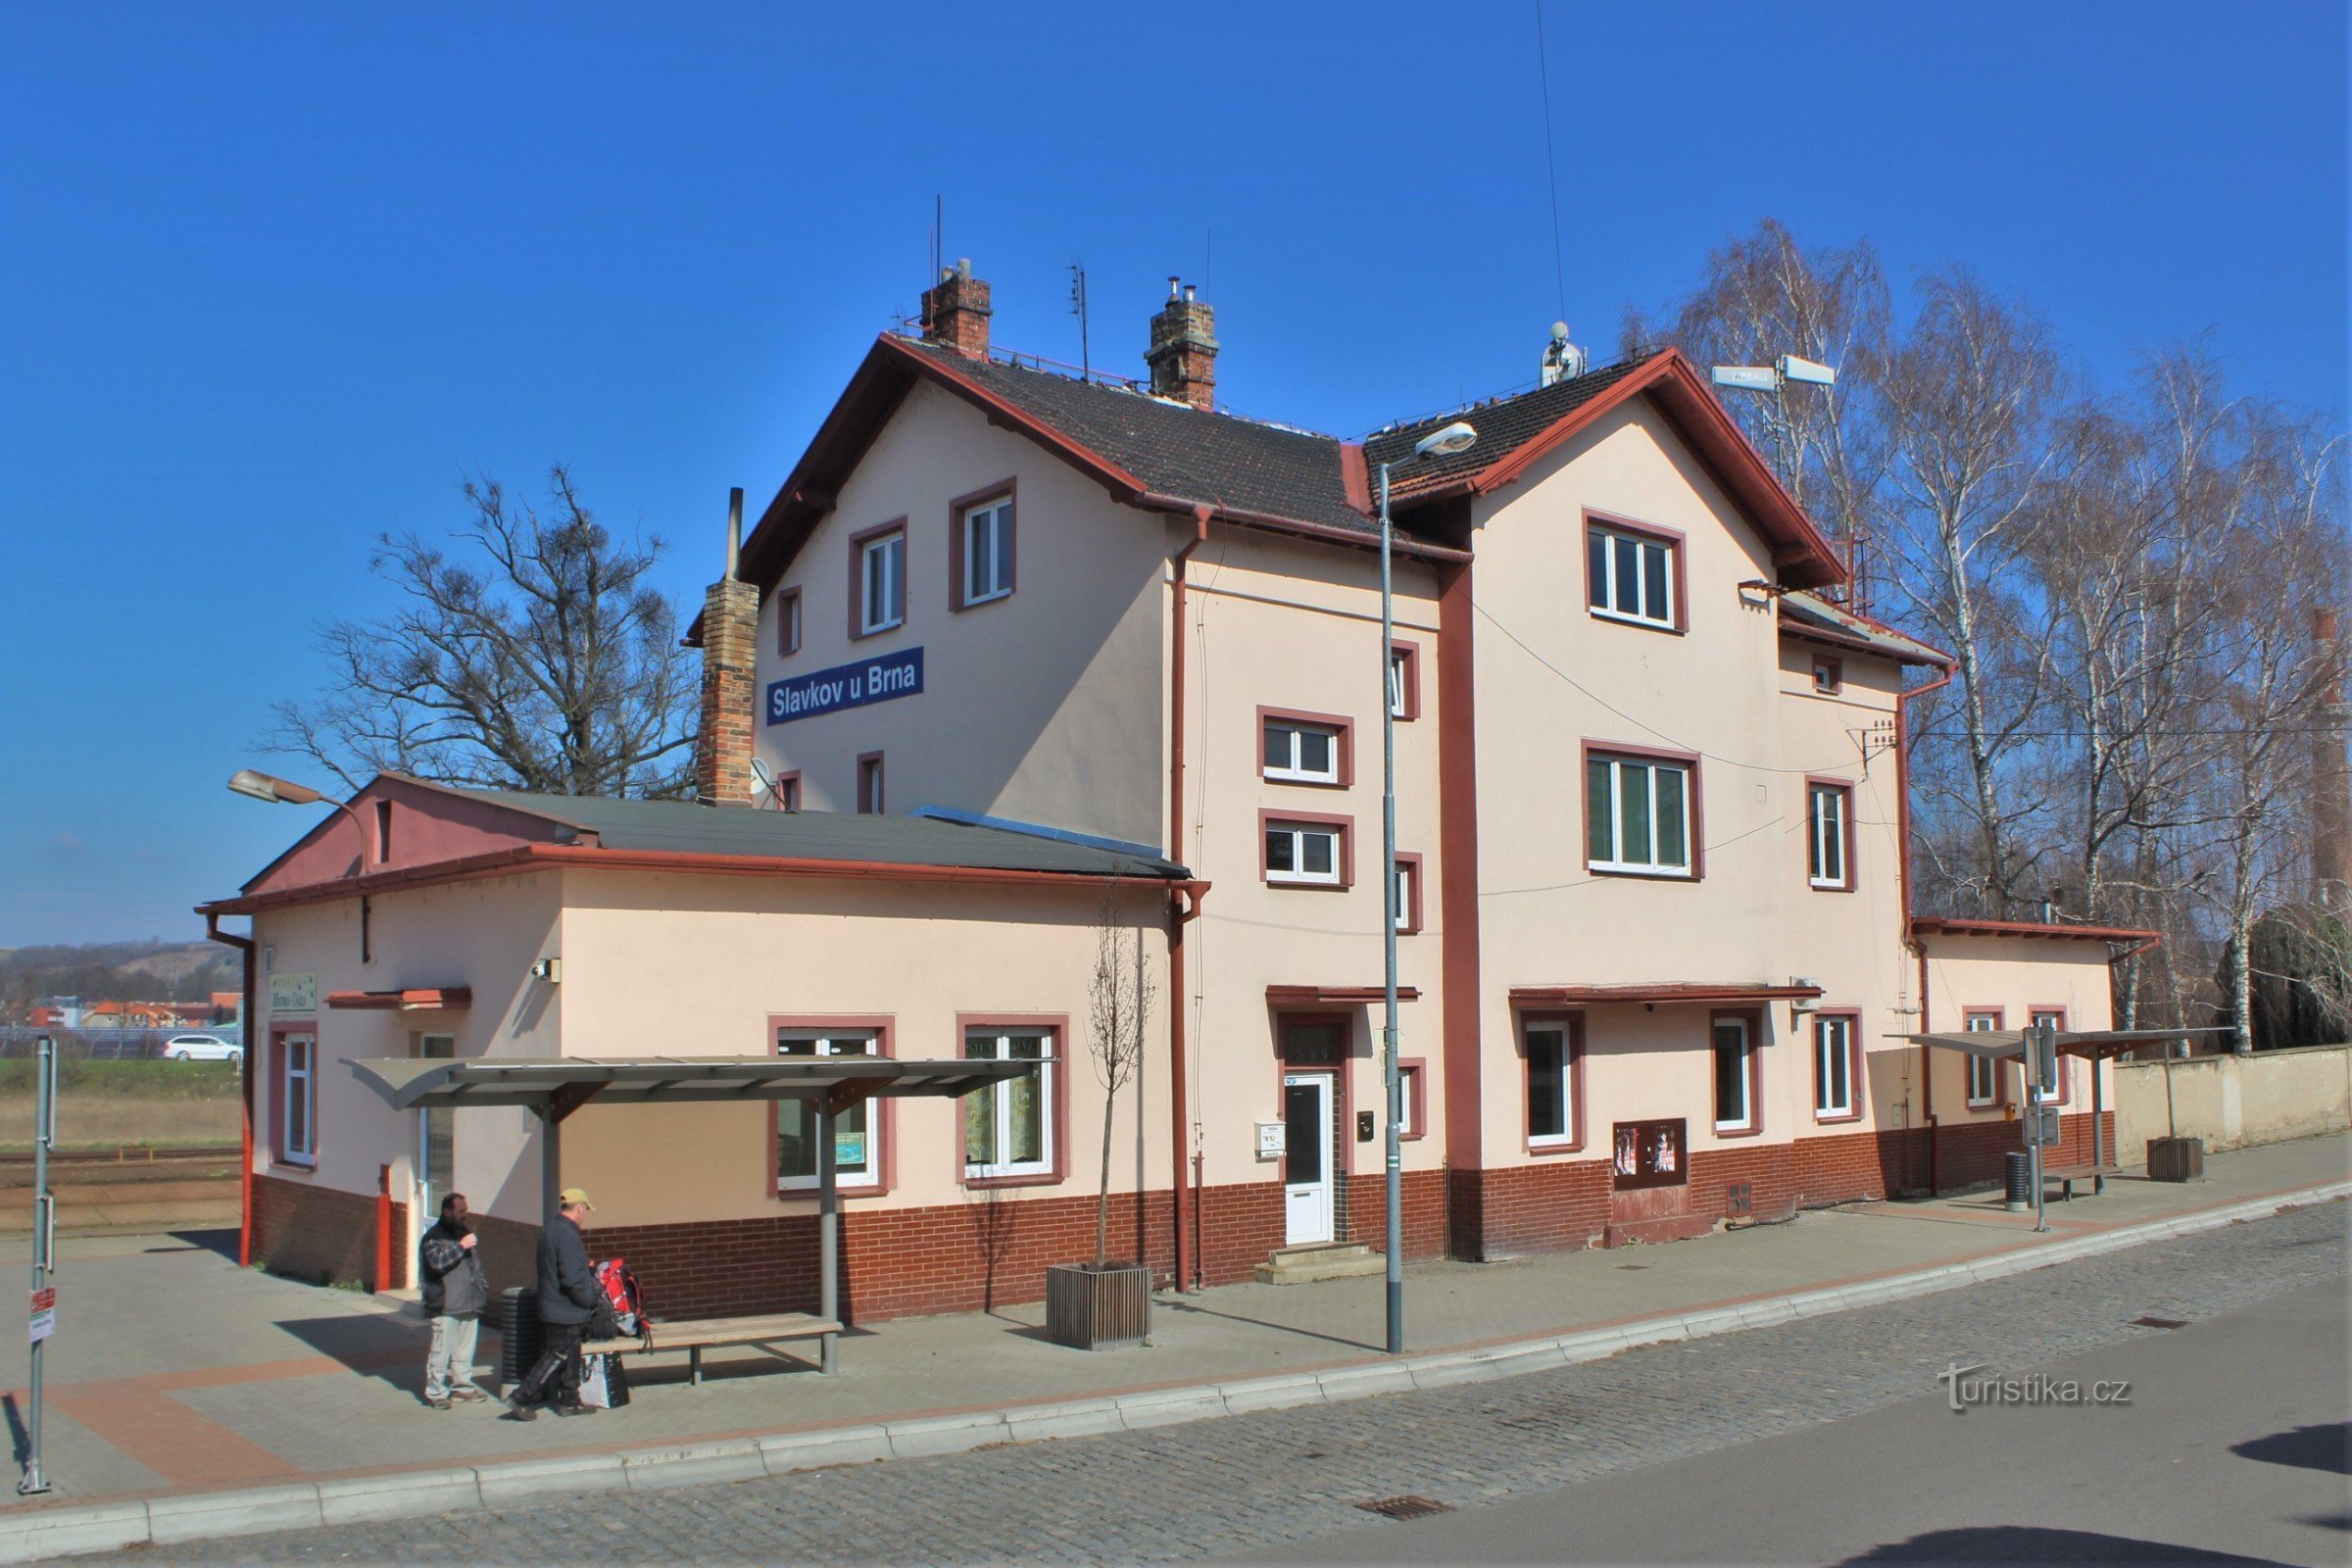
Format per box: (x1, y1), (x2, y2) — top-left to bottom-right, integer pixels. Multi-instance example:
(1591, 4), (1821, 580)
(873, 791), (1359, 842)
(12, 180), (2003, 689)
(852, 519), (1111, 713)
(1, 2), (2342, 947)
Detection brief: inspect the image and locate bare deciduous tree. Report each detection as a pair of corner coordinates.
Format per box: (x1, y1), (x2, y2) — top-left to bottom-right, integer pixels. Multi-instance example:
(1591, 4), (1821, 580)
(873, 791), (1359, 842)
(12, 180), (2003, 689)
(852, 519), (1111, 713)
(268, 467), (696, 798)
(1086, 892), (1153, 1269)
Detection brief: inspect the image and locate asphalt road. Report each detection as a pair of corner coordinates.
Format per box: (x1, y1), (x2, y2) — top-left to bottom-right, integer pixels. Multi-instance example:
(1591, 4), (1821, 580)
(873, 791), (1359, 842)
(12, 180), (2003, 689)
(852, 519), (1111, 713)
(1247, 1275), (2352, 1567)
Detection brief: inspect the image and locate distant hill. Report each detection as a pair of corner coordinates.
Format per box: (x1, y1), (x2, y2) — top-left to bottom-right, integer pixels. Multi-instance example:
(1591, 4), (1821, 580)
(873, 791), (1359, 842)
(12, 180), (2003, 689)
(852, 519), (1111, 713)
(0, 942), (239, 1016)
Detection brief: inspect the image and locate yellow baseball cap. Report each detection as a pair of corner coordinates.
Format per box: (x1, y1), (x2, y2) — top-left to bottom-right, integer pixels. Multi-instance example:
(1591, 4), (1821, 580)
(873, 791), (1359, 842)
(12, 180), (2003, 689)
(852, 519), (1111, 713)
(559, 1187), (594, 1209)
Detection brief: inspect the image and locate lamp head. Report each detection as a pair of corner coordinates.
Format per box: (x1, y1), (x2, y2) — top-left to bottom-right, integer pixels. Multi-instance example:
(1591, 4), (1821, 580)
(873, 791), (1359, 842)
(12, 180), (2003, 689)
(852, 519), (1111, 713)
(1413, 420), (1478, 460)
(227, 768), (325, 807)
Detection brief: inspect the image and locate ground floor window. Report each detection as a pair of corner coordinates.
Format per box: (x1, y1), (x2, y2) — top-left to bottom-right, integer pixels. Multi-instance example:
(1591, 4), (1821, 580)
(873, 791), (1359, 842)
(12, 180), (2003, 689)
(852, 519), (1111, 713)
(278, 1032), (317, 1166)
(1712, 1016), (1756, 1133)
(963, 1025), (1054, 1181)
(2029, 1009), (2070, 1103)
(776, 1029), (880, 1190)
(1813, 1014), (1857, 1119)
(1963, 1011), (2003, 1105)
(1524, 1018), (1581, 1149)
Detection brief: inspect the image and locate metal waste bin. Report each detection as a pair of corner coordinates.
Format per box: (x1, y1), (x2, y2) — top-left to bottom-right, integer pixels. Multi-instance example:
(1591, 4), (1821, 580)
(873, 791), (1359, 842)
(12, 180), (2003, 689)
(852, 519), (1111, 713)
(496, 1287), (542, 1396)
(2003, 1151), (2033, 1212)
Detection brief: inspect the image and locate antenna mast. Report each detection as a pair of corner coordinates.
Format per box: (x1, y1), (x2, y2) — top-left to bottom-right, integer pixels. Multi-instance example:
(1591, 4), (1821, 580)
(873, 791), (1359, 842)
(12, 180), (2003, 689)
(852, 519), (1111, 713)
(1068, 262), (1091, 380)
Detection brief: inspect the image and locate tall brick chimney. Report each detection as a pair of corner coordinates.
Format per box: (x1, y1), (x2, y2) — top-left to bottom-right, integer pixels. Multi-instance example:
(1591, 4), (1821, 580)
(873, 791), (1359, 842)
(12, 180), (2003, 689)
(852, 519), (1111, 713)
(920, 260), (991, 359)
(694, 488), (758, 807)
(2315, 607), (2350, 913)
(1146, 277), (1218, 410)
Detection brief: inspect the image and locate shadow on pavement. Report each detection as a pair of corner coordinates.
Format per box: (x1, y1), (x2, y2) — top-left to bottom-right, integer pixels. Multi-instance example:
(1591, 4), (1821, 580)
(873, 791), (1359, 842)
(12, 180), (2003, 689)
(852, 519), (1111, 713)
(1153, 1297), (1379, 1354)
(2232, 1419), (2350, 1475)
(272, 1315), (422, 1389)
(0, 1394), (24, 1468)
(1841, 1526), (2279, 1564)
(159, 1226), (239, 1260)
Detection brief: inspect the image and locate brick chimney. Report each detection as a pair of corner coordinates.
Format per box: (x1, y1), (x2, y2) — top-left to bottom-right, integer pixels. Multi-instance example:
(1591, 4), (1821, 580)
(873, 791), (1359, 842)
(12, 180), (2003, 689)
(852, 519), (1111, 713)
(920, 260), (991, 359)
(1146, 277), (1218, 410)
(2316, 607), (2350, 913)
(695, 488), (758, 807)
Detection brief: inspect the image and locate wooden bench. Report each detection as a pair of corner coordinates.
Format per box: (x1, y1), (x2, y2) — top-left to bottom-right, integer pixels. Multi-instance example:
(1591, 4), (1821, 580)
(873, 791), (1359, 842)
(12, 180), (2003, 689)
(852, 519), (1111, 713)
(621, 1313), (844, 1385)
(2043, 1163), (2121, 1200)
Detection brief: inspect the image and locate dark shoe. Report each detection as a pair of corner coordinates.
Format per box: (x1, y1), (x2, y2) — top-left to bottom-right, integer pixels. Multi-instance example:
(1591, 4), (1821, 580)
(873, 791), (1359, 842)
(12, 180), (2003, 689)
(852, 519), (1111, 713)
(503, 1396), (538, 1422)
(554, 1403), (597, 1417)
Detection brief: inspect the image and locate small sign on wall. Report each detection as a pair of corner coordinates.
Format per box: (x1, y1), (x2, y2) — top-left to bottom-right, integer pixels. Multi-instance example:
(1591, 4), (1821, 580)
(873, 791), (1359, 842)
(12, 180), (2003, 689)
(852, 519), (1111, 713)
(269, 973), (318, 1014)
(1254, 1121), (1286, 1161)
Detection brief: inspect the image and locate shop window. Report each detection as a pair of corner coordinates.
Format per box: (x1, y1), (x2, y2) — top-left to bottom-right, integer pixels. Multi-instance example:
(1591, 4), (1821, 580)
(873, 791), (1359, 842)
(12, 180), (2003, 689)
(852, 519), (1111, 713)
(963, 1025), (1056, 1182)
(775, 1029), (881, 1191)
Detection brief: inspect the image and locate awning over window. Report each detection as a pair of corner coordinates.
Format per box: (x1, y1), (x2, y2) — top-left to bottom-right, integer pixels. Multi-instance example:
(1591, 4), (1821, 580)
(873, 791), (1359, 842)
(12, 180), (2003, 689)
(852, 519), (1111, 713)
(327, 988), (472, 1011)
(348, 1054), (1037, 1112)
(1266, 985), (1423, 1005)
(1900, 1028), (2228, 1060)
(1508, 982), (1824, 1007)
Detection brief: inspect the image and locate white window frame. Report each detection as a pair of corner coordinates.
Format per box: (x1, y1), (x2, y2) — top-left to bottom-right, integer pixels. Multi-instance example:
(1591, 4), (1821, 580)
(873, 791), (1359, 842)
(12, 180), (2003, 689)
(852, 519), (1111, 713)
(1264, 820), (1344, 886)
(859, 530), (906, 634)
(1588, 523), (1677, 628)
(2029, 1011), (2069, 1105)
(1396, 1061), (1422, 1138)
(1386, 649), (1411, 718)
(1525, 1023), (1577, 1148)
(775, 1031), (882, 1191)
(1963, 1013), (2002, 1106)
(1808, 783), (1849, 889)
(282, 1034), (317, 1166)
(961, 498), (1013, 606)
(1392, 859), (1415, 933)
(1262, 718), (1344, 784)
(1813, 1015), (1855, 1118)
(962, 1026), (1054, 1180)
(1712, 1017), (1755, 1133)
(1588, 754), (1694, 877)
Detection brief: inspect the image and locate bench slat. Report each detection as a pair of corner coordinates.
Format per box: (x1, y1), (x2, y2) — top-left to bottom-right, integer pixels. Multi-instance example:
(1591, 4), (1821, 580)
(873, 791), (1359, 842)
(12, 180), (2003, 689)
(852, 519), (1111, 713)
(631, 1314), (842, 1352)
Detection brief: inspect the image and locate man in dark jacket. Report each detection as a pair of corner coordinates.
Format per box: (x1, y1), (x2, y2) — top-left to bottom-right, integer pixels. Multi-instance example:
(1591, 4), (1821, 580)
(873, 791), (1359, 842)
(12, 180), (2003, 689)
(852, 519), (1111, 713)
(506, 1187), (601, 1419)
(418, 1192), (491, 1408)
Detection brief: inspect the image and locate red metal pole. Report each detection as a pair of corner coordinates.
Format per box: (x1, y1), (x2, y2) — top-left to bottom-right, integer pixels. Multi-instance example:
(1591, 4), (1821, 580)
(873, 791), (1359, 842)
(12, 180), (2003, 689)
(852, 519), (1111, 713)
(375, 1163), (394, 1292)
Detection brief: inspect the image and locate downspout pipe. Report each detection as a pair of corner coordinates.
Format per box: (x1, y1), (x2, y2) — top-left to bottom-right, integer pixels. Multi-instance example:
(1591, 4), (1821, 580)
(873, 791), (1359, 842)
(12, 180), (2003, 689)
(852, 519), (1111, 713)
(1167, 506), (1211, 1291)
(204, 911), (257, 1266)
(1896, 664), (1955, 1198)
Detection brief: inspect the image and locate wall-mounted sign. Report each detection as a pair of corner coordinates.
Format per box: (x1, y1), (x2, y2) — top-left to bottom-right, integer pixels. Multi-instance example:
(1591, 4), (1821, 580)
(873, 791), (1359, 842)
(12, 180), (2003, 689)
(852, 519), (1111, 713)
(766, 648), (924, 726)
(269, 973), (318, 1014)
(1254, 1121), (1287, 1161)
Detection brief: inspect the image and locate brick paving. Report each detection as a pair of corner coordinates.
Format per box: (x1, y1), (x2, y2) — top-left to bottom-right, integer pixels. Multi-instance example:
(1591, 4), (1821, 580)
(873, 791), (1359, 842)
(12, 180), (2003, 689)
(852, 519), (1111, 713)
(135, 1198), (2347, 1567)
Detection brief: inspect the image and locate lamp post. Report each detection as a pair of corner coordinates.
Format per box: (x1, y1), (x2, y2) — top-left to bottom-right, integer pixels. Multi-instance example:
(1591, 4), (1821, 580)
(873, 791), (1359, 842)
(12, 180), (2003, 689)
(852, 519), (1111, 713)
(228, 768), (375, 866)
(1380, 419), (1475, 1356)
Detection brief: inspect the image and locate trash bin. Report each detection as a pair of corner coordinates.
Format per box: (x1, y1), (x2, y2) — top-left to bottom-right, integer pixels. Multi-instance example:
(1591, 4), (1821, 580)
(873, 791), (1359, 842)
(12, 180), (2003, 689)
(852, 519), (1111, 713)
(496, 1287), (542, 1396)
(2004, 1151), (2033, 1212)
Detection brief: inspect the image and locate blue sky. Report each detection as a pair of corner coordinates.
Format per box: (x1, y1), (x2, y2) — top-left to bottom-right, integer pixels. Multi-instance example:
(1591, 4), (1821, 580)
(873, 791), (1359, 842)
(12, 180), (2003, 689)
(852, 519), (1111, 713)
(1, 2), (2343, 947)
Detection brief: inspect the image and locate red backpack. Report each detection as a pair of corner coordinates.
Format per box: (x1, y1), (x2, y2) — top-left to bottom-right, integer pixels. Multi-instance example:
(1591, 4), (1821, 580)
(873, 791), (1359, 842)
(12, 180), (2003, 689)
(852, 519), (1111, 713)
(594, 1257), (650, 1338)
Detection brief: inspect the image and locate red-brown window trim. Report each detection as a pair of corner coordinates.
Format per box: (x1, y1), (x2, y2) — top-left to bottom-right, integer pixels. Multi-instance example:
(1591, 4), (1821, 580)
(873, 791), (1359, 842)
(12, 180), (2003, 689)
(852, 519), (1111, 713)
(1517, 1009), (1588, 1154)
(1388, 639), (1423, 721)
(771, 768), (803, 813)
(1582, 739), (1706, 881)
(1258, 706), (1355, 789)
(766, 1014), (897, 1200)
(1583, 509), (1690, 636)
(1962, 1007), (2007, 1107)
(856, 752), (885, 815)
(2029, 1005), (2072, 1104)
(1259, 808), (1356, 890)
(1811, 1008), (1864, 1124)
(1710, 1006), (1764, 1138)
(955, 1011), (1070, 1190)
(1392, 851), (1425, 935)
(1805, 775), (1858, 893)
(1398, 1055), (1429, 1141)
(848, 517), (908, 641)
(1810, 654), (1843, 695)
(270, 1024), (318, 1171)
(948, 478), (1016, 612)
(774, 585), (804, 657)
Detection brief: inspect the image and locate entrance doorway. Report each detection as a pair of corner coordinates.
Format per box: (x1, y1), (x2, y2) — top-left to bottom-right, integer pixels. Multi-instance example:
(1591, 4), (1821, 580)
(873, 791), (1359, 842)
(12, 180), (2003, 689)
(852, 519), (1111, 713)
(1283, 1072), (1335, 1245)
(415, 1033), (456, 1265)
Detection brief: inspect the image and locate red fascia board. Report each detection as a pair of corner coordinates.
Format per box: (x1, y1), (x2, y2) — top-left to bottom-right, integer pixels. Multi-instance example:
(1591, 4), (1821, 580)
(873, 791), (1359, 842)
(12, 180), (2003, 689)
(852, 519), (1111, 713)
(1265, 985), (1424, 1004)
(198, 843), (1180, 917)
(1507, 982), (1825, 1006)
(325, 987), (473, 1011)
(1910, 916), (2161, 946)
(1781, 620), (1954, 670)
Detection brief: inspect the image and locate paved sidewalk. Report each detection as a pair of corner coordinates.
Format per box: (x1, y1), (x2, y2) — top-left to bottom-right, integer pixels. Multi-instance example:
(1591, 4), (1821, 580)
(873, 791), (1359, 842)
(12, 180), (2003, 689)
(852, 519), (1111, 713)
(0, 1134), (2342, 1560)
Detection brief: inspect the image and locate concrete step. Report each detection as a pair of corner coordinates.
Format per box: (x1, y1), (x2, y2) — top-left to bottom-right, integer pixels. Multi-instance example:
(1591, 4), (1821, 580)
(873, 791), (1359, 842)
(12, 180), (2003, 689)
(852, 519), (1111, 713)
(1253, 1242), (1387, 1286)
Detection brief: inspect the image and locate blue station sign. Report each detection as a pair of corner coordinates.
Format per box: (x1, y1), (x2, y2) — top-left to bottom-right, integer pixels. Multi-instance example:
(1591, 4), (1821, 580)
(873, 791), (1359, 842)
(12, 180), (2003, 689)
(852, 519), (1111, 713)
(766, 648), (924, 725)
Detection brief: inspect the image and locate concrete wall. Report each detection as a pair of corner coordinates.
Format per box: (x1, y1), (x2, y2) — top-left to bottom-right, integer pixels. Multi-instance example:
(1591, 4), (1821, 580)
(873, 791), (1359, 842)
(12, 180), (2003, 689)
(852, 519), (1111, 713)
(2113, 1044), (2352, 1158)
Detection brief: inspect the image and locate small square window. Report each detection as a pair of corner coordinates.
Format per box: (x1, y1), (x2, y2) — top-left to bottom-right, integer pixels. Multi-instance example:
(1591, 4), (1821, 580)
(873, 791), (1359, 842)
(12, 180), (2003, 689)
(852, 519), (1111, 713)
(1265, 819), (1346, 886)
(1262, 714), (1348, 785)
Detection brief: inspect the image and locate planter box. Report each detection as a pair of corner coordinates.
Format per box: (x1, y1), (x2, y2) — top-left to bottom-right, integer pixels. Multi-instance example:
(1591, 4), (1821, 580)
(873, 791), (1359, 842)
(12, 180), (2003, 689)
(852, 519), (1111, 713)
(1044, 1262), (1151, 1350)
(2146, 1136), (2205, 1183)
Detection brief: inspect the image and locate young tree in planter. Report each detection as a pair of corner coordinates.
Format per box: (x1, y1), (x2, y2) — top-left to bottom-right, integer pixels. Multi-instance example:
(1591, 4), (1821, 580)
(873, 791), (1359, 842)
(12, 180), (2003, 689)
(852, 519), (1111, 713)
(1086, 893), (1153, 1269)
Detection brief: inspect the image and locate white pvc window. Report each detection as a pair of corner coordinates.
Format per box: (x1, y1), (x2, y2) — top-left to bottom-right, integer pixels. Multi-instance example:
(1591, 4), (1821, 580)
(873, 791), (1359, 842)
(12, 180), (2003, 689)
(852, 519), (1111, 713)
(776, 1031), (880, 1190)
(1712, 1017), (1754, 1132)
(1588, 755), (1692, 876)
(282, 1035), (316, 1164)
(962, 499), (1013, 605)
(1814, 1015), (1854, 1117)
(1808, 784), (1849, 889)
(859, 531), (906, 634)
(1964, 1013), (2001, 1105)
(1526, 1024), (1576, 1147)
(1392, 859), (1415, 932)
(2030, 1011), (2069, 1104)
(1262, 718), (1343, 784)
(1588, 524), (1676, 627)
(963, 1027), (1053, 1179)
(1265, 821), (1343, 885)
(1387, 649), (1411, 717)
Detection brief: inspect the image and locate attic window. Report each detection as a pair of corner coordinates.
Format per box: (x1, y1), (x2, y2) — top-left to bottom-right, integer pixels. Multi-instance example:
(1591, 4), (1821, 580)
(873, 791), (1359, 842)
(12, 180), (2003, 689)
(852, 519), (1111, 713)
(1812, 656), (1842, 695)
(374, 800), (393, 863)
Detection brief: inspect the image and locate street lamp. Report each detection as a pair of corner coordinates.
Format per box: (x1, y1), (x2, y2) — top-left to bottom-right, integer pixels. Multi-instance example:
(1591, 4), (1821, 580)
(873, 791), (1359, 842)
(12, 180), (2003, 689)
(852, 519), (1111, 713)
(1380, 418), (1474, 1357)
(227, 768), (374, 866)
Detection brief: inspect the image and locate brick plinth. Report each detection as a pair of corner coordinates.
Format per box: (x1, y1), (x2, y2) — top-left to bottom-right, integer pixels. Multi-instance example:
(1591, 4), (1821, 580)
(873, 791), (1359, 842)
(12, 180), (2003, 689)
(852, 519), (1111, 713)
(250, 1172), (407, 1290)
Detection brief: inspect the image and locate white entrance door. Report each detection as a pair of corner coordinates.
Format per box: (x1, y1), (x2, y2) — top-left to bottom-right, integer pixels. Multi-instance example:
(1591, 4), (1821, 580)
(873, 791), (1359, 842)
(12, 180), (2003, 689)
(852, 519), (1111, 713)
(416, 1034), (457, 1261)
(1283, 1072), (1335, 1246)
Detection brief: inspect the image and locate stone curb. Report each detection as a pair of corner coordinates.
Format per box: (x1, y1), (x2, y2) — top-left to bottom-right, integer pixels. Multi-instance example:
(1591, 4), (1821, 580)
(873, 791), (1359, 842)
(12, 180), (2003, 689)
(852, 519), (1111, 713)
(2, 1178), (2340, 1564)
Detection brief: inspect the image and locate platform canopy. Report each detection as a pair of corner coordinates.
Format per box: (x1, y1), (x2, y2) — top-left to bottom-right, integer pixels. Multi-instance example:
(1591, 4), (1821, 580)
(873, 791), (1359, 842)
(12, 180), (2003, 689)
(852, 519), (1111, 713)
(349, 1054), (1035, 1113)
(1898, 1027), (2229, 1060)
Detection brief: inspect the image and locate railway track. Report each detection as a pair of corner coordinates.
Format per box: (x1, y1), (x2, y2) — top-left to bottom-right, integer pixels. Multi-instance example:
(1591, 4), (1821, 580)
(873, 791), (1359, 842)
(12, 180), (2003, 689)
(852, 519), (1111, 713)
(0, 1144), (240, 1185)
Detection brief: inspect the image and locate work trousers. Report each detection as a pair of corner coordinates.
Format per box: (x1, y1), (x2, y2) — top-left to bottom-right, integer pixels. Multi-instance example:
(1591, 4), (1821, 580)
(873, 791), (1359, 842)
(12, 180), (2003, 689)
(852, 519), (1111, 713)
(425, 1313), (480, 1399)
(514, 1320), (587, 1408)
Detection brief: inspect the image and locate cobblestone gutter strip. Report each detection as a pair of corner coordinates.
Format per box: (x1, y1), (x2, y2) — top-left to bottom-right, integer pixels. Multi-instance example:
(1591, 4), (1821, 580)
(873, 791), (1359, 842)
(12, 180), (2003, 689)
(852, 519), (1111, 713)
(5, 1179), (2343, 1566)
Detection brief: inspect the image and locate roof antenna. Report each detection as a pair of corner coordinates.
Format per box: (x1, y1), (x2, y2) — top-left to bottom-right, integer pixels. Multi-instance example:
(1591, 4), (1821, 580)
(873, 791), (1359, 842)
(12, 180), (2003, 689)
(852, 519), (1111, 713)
(931, 194), (941, 283)
(1069, 261), (1090, 381)
(1533, 0), (1569, 326)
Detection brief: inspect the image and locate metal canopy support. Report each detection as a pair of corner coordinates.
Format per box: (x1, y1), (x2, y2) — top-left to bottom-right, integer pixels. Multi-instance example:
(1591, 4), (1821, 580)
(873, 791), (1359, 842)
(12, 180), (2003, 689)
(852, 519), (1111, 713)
(537, 1107), (562, 1229)
(2091, 1050), (2107, 1193)
(815, 1099), (838, 1376)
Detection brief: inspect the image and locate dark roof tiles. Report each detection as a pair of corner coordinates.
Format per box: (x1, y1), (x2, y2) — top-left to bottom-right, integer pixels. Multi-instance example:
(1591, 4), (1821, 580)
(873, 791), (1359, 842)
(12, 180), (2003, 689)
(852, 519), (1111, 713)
(1364, 354), (1662, 498)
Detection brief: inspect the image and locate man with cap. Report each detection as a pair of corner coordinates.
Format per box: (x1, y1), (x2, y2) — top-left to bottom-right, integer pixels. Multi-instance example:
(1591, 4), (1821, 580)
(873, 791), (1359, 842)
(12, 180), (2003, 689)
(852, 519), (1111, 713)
(506, 1188), (602, 1419)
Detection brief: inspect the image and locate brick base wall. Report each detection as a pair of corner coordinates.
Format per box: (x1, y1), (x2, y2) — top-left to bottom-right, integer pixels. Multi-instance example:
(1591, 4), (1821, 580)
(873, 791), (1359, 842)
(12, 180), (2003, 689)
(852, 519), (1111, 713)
(1929, 1110), (2114, 1193)
(250, 1172), (406, 1290)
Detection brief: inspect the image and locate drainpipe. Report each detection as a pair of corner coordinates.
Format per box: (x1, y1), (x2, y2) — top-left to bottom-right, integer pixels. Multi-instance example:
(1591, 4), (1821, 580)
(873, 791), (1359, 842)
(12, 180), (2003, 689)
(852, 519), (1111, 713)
(1166, 506), (1211, 1291)
(204, 911), (257, 1266)
(1896, 664), (1955, 1198)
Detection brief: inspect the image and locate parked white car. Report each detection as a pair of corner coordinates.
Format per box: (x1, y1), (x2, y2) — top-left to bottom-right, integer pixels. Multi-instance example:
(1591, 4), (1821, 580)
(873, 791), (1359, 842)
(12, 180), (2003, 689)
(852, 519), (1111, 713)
(163, 1035), (242, 1062)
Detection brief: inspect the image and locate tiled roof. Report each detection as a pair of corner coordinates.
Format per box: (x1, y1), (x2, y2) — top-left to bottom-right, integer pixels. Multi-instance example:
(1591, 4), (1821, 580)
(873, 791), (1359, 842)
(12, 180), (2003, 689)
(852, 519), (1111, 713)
(1364, 354), (1663, 499)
